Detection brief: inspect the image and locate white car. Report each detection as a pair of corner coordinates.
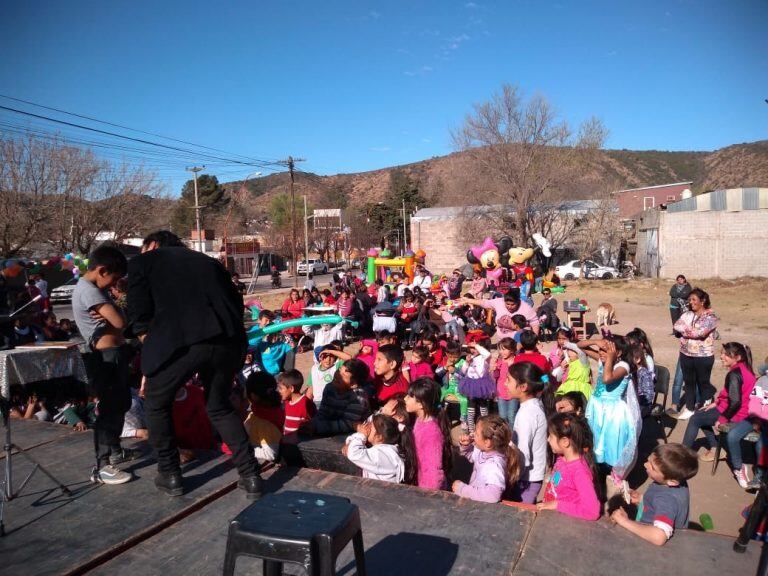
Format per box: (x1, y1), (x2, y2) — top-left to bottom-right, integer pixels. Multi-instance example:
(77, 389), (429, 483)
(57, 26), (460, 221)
(50, 278), (78, 303)
(555, 260), (619, 280)
(297, 259), (328, 275)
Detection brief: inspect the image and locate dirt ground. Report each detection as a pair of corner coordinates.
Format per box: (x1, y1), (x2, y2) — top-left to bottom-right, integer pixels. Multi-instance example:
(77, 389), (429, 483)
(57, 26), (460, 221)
(252, 276), (768, 537)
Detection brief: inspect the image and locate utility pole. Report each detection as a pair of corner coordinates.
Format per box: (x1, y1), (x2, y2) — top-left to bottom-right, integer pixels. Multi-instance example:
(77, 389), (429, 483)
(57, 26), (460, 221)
(187, 165), (205, 252)
(303, 195), (310, 287)
(279, 156), (305, 287)
(402, 199), (408, 254)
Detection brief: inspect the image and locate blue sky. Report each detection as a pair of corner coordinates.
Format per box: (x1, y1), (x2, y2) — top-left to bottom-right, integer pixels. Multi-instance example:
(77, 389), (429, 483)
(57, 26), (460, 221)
(1, 0), (766, 194)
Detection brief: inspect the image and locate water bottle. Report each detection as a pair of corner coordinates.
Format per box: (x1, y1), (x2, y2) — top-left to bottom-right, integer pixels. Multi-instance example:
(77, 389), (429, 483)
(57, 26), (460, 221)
(700, 513), (714, 531)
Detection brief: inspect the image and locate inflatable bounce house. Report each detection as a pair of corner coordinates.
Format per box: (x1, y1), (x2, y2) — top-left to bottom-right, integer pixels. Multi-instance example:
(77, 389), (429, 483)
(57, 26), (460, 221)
(366, 248), (419, 285)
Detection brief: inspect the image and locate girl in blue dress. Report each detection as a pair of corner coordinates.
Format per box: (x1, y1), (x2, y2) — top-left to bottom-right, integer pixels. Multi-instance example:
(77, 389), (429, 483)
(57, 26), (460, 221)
(580, 337), (641, 488)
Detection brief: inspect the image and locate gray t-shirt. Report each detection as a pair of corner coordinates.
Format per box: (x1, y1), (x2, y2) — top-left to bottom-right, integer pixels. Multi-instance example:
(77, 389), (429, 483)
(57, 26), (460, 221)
(71, 278), (111, 347)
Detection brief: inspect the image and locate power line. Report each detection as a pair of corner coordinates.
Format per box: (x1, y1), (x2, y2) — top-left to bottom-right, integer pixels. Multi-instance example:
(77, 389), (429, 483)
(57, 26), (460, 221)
(0, 94), (281, 166)
(0, 104), (280, 169)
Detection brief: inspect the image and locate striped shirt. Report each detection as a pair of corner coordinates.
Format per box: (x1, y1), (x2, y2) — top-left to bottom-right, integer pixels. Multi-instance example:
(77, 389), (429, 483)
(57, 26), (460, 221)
(283, 395), (316, 439)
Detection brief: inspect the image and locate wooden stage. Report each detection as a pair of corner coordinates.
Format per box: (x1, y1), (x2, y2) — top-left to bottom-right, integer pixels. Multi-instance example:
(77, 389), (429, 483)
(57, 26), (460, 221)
(0, 420), (761, 575)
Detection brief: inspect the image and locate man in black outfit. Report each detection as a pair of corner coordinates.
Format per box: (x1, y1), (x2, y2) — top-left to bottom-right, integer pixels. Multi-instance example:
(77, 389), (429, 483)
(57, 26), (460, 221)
(127, 231), (262, 498)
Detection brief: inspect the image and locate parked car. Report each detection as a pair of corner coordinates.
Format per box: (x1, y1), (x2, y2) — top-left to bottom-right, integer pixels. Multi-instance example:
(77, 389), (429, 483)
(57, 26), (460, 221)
(50, 278), (78, 303)
(555, 260), (619, 280)
(297, 259), (328, 275)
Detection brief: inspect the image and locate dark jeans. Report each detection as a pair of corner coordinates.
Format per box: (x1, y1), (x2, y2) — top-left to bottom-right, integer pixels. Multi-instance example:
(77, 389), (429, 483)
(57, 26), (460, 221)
(679, 353), (715, 411)
(83, 347), (132, 467)
(670, 305), (683, 328)
(145, 339), (257, 477)
(682, 407), (720, 449)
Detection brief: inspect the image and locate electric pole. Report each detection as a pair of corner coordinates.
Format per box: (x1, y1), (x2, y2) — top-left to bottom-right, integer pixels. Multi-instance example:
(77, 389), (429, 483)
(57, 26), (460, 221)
(402, 199), (408, 253)
(279, 156), (305, 287)
(187, 165), (205, 252)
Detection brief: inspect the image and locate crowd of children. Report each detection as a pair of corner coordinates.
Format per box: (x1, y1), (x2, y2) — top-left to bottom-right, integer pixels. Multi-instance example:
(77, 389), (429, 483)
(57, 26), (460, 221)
(13, 263), (766, 547)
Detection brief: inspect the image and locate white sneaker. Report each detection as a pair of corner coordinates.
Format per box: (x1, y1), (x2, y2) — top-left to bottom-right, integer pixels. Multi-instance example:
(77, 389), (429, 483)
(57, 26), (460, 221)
(735, 467), (750, 489)
(97, 464), (132, 485)
(676, 408), (695, 420)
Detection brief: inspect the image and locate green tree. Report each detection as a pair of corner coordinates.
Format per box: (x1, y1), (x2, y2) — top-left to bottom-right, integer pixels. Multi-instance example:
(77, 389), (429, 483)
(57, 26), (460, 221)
(171, 174), (228, 235)
(359, 170), (431, 248)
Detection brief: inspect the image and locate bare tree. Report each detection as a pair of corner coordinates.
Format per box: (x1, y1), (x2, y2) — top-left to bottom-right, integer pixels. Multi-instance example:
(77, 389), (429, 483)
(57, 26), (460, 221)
(452, 84), (607, 246)
(569, 181), (623, 275)
(0, 136), (59, 258)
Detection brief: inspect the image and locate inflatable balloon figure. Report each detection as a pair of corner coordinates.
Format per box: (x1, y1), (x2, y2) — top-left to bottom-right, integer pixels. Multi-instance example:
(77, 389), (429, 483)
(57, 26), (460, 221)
(466, 236), (513, 288)
(508, 234), (552, 305)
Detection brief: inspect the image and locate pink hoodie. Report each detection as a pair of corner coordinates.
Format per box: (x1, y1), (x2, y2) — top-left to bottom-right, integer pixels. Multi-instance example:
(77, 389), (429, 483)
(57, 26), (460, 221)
(357, 339), (378, 381)
(716, 362), (757, 424)
(494, 356), (515, 400)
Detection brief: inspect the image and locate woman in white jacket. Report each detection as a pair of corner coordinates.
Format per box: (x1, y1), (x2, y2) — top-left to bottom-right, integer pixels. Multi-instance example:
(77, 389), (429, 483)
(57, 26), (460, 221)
(343, 414), (416, 484)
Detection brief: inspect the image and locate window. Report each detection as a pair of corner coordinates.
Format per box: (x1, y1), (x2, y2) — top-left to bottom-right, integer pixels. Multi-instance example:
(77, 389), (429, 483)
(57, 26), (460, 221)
(667, 195), (676, 201)
(643, 196), (655, 210)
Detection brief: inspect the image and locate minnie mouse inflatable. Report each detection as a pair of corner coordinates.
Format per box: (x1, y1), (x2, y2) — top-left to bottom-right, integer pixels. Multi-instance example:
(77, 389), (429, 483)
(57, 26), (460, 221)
(466, 236), (513, 288)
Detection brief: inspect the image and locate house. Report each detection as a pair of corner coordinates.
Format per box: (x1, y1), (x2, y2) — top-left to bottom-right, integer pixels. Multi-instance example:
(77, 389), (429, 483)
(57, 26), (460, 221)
(635, 187), (768, 278)
(614, 182), (693, 220)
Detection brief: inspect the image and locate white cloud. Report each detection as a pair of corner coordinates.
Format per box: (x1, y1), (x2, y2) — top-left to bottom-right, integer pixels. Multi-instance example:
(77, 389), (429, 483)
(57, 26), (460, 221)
(370, 146), (391, 152)
(369, 10), (381, 20)
(465, 2), (478, 8)
(421, 65), (433, 72)
(396, 47), (410, 54)
(421, 138), (432, 143)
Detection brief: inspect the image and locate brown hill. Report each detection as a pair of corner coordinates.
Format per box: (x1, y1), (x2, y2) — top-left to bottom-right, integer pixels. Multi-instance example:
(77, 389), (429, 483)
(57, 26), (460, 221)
(224, 140), (768, 211)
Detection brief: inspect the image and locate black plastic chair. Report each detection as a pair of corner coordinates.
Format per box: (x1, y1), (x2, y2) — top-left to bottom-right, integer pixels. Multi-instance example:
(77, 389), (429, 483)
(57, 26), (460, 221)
(223, 491), (367, 576)
(649, 365), (670, 443)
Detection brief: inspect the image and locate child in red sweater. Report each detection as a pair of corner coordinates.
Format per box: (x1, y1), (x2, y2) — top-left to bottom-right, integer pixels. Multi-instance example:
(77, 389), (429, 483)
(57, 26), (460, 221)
(277, 369), (316, 442)
(373, 344), (409, 405)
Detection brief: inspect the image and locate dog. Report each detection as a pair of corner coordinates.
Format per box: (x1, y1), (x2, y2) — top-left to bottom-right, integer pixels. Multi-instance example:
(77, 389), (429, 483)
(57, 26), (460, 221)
(596, 303), (616, 329)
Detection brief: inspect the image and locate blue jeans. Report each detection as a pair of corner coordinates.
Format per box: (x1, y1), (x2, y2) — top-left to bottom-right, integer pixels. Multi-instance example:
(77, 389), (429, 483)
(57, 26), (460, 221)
(672, 358), (701, 409)
(682, 408), (720, 449)
(728, 419), (760, 471)
(497, 398), (519, 429)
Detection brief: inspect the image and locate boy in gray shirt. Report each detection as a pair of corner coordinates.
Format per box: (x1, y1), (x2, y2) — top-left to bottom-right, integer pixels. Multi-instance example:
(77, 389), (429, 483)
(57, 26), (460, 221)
(71, 245), (134, 485)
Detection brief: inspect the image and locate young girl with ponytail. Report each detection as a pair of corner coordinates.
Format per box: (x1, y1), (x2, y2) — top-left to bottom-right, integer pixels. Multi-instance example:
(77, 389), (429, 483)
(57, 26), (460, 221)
(682, 342), (756, 488)
(452, 414), (521, 503)
(344, 413), (417, 485)
(537, 412), (602, 520)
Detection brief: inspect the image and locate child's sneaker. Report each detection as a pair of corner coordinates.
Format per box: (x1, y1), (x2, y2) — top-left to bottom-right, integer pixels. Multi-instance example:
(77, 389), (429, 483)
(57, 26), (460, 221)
(734, 467), (750, 489)
(95, 464), (132, 485)
(676, 407), (695, 421)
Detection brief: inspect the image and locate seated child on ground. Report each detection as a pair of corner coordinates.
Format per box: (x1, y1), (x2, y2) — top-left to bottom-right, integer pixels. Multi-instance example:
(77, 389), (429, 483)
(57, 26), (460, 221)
(537, 412), (601, 521)
(343, 414), (416, 484)
(376, 330), (398, 348)
(310, 359), (372, 436)
(277, 369), (316, 443)
(303, 319), (346, 361)
(245, 371), (284, 463)
(373, 344), (409, 405)
(610, 443), (699, 545)
(452, 414), (520, 503)
(252, 332), (295, 376)
(355, 339), (378, 382)
(305, 343), (351, 407)
(121, 387), (148, 440)
(555, 391), (587, 416)
(403, 345), (435, 383)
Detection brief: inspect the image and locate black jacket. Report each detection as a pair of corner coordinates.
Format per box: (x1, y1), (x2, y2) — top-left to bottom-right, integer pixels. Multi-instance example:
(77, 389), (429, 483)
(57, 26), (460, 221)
(127, 247), (246, 376)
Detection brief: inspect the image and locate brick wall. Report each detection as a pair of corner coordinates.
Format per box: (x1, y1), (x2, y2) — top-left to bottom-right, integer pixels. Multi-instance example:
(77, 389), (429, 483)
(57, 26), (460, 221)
(658, 210), (768, 278)
(411, 219), (467, 273)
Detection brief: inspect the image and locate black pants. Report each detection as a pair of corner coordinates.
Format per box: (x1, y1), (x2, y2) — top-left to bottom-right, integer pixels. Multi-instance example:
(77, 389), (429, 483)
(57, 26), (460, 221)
(679, 353), (715, 411)
(145, 340), (257, 477)
(670, 306), (683, 328)
(83, 347), (132, 467)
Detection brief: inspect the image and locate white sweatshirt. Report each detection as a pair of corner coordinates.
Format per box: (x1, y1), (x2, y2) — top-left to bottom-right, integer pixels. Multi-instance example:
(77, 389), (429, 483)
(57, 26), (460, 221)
(345, 433), (405, 483)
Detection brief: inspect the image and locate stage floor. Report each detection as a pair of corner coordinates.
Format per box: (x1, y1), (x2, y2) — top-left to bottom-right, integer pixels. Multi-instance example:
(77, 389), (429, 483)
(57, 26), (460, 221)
(1, 420), (761, 575)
